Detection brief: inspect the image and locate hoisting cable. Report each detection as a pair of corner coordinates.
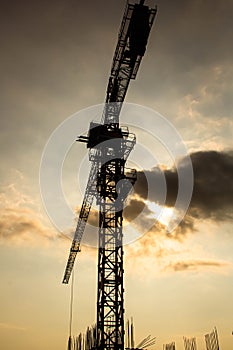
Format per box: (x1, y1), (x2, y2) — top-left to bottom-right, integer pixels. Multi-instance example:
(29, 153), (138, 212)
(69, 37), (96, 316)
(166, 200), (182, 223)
(67, 270), (75, 350)
(69, 270), (75, 337)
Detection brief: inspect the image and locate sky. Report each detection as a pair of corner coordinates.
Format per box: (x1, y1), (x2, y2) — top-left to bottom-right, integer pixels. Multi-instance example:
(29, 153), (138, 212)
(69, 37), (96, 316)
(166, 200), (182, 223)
(0, 0), (233, 349)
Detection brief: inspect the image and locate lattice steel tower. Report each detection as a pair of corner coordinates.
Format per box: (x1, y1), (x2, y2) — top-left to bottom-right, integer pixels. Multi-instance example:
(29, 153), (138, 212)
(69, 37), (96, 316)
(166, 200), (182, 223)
(62, 2), (157, 350)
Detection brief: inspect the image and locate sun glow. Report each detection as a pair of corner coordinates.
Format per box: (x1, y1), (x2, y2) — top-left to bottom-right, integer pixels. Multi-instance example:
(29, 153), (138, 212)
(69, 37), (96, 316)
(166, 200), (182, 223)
(146, 200), (175, 227)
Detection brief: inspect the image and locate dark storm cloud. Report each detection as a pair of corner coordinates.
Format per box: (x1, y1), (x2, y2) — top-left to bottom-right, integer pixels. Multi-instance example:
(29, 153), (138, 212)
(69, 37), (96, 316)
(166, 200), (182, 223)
(133, 167), (178, 207)
(124, 198), (151, 221)
(188, 151), (233, 220)
(133, 150), (233, 223)
(77, 150), (233, 239)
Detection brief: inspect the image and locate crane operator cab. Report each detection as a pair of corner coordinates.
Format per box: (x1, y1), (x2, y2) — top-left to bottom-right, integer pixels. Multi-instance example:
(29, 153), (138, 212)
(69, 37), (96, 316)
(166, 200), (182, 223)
(77, 122), (129, 149)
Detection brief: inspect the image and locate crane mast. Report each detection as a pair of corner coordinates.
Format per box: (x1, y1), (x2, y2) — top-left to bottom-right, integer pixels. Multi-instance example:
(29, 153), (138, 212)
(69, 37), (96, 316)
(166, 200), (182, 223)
(63, 2), (157, 350)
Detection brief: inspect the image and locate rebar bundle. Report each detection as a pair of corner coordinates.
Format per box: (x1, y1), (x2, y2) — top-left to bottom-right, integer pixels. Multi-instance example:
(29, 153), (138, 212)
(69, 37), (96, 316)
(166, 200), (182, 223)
(183, 336), (197, 350)
(163, 342), (175, 350)
(205, 327), (219, 350)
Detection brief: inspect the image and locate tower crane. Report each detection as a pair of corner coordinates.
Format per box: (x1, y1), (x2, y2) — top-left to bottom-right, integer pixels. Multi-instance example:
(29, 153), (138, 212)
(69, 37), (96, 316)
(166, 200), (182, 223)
(63, 2), (157, 350)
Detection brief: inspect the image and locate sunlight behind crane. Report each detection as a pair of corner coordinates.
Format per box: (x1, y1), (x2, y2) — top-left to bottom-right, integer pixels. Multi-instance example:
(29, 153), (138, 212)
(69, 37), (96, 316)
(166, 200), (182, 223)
(146, 201), (175, 227)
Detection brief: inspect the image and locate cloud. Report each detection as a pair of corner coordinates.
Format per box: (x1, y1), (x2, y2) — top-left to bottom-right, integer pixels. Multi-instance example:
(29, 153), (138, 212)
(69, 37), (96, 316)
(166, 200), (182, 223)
(187, 151), (233, 220)
(124, 221), (232, 277)
(0, 322), (26, 331)
(72, 150), (233, 246)
(0, 184), (61, 246)
(65, 150), (233, 261)
(125, 221), (176, 258)
(124, 198), (149, 221)
(133, 150), (233, 224)
(165, 259), (230, 272)
(124, 223), (232, 277)
(193, 66), (233, 120)
(0, 206), (55, 243)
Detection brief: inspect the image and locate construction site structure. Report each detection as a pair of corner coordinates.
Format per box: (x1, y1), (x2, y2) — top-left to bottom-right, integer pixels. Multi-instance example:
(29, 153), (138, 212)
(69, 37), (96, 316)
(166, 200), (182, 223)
(63, 2), (157, 350)
(67, 319), (156, 350)
(67, 324), (222, 350)
(205, 327), (219, 350)
(162, 327), (221, 350)
(183, 336), (197, 350)
(163, 342), (176, 350)
(125, 318), (156, 350)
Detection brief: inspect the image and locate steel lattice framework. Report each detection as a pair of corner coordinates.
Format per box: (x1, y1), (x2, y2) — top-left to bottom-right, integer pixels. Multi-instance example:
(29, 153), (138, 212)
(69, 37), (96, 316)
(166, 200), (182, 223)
(62, 2), (157, 350)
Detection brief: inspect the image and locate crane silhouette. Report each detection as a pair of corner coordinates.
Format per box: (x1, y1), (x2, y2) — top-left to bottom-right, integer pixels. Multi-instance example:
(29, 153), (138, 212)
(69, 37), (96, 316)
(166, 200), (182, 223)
(63, 2), (157, 350)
